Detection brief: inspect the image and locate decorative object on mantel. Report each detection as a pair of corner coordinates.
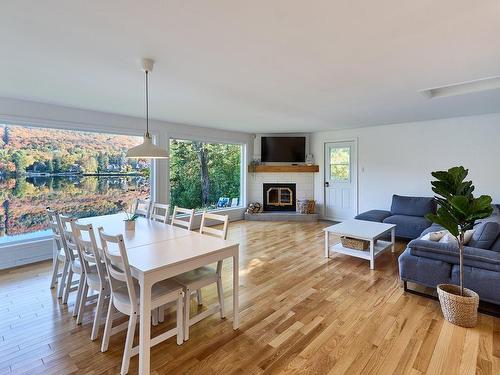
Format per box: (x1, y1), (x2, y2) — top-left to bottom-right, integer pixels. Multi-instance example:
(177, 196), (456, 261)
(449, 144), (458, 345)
(426, 166), (493, 328)
(246, 202), (262, 214)
(248, 165), (319, 173)
(340, 236), (370, 251)
(305, 154), (314, 166)
(248, 159), (261, 178)
(296, 199), (316, 214)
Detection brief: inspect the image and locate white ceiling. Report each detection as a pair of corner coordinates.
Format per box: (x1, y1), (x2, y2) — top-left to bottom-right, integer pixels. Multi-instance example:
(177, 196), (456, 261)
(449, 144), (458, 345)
(1, 1), (500, 133)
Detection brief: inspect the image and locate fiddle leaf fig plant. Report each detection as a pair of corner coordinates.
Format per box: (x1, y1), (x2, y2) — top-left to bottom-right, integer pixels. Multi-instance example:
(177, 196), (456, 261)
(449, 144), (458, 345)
(425, 166), (493, 296)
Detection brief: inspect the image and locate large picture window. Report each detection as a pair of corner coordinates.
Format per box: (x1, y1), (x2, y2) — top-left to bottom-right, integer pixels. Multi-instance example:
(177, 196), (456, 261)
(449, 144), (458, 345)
(169, 139), (242, 211)
(0, 124), (150, 245)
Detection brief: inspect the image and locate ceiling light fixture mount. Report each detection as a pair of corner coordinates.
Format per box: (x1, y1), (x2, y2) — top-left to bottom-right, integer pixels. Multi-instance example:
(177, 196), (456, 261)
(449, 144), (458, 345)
(126, 58), (169, 159)
(419, 75), (500, 99)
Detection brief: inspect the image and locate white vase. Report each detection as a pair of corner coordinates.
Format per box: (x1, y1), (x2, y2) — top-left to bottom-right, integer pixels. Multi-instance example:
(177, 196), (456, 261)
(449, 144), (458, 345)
(305, 154), (314, 166)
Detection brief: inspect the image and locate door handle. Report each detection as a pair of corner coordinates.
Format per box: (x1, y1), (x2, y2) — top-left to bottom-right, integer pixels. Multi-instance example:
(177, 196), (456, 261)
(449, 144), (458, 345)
(324, 181), (329, 187)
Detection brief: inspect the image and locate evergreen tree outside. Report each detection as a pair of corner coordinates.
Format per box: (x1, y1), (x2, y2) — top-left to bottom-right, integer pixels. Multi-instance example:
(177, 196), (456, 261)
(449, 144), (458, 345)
(169, 139), (242, 211)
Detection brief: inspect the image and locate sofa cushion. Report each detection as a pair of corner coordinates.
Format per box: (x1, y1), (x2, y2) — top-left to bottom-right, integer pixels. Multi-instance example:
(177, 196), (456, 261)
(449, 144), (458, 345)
(390, 195), (436, 217)
(491, 236), (500, 253)
(383, 215), (432, 239)
(468, 222), (500, 250)
(408, 239), (500, 272)
(354, 210), (392, 223)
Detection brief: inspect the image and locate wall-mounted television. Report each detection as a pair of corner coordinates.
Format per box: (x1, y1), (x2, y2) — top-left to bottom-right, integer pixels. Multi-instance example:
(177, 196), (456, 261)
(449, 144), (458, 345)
(261, 136), (306, 162)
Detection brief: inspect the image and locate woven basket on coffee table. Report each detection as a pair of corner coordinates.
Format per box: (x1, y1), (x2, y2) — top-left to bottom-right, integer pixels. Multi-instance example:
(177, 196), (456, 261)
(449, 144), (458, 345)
(437, 284), (479, 328)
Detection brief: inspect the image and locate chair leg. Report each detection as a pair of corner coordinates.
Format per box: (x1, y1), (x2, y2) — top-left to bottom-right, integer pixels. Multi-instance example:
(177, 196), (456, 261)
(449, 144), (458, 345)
(76, 282), (89, 324)
(196, 289), (203, 306)
(216, 277), (225, 319)
(73, 274), (85, 317)
(121, 313), (137, 375)
(58, 261), (69, 299)
(101, 296), (114, 352)
(184, 287), (191, 341)
(176, 291), (183, 346)
(91, 289), (106, 340)
(152, 308), (159, 326)
(50, 258), (59, 289)
(158, 305), (165, 323)
(62, 269), (74, 304)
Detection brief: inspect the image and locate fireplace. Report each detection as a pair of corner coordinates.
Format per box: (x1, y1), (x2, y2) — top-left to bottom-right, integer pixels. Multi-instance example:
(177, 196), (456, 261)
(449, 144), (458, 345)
(262, 183), (296, 212)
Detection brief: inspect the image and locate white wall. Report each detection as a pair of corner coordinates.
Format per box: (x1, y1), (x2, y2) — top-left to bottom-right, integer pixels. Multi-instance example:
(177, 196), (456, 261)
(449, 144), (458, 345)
(0, 97), (253, 268)
(311, 113), (500, 219)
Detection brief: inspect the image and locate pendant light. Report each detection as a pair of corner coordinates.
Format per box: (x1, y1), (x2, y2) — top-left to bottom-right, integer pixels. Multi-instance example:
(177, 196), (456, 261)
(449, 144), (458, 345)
(126, 58), (169, 159)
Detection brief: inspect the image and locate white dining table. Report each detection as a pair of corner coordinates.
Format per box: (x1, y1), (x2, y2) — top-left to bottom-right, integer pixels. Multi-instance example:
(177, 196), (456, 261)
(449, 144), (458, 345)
(79, 214), (240, 375)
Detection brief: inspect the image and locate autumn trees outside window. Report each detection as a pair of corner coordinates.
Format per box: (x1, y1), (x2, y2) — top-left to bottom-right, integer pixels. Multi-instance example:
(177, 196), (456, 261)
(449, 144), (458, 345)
(0, 124), (150, 245)
(169, 139), (242, 212)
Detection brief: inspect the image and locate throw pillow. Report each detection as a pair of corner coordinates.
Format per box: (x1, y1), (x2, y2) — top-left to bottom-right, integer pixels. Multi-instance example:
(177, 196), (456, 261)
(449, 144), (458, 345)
(421, 230), (447, 242)
(468, 222), (500, 249)
(438, 230), (474, 246)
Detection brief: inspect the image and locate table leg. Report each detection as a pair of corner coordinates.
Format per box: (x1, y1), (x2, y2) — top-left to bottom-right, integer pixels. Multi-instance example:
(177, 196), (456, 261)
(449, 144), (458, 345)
(139, 276), (152, 375)
(324, 231), (330, 258)
(391, 228), (395, 253)
(370, 239), (375, 270)
(233, 252), (240, 330)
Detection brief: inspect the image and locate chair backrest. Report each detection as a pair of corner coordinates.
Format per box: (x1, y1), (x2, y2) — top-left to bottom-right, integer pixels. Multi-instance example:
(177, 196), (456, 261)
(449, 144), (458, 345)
(72, 222), (107, 285)
(149, 202), (170, 223)
(199, 212), (229, 240)
(134, 198), (151, 217)
(171, 206), (195, 230)
(98, 228), (137, 310)
(59, 214), (78, 261)
(46, 208), (65, 251)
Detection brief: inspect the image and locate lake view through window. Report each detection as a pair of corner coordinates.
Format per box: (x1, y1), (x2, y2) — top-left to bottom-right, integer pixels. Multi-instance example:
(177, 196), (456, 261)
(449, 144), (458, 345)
(0, 124), (150, 245)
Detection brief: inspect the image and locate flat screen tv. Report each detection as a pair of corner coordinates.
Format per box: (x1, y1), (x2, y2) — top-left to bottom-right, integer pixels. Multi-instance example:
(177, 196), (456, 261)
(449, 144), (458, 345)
(261, 136), (306, 162)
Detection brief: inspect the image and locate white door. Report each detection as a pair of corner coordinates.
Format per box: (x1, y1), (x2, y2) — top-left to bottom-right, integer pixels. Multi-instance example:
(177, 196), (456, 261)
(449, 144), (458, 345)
(324, 141), (358, 221)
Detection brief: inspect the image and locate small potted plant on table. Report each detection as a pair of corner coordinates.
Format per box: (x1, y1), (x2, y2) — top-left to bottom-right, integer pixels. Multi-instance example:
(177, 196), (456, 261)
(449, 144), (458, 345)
(124, 211), (139, 231)
(426, 166), (493, 327)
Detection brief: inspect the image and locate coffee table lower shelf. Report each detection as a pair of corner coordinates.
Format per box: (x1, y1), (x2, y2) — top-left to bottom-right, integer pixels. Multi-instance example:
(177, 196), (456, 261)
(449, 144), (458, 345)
(330, 240), (393, 260)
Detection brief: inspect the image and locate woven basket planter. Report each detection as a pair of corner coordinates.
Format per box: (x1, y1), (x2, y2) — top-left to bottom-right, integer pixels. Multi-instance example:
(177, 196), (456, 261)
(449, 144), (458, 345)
(437, 284), (479, 328)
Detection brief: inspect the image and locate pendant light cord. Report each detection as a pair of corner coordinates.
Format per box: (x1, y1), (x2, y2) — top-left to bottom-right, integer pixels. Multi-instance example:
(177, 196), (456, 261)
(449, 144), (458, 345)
(145, 70), (149, 137)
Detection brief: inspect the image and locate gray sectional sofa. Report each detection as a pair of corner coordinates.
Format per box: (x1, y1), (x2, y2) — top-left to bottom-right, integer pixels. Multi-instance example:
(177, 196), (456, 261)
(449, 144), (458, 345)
(399, 205), (500, 305)
(356, 195), (500, 306)
(355, 195), (436, 239)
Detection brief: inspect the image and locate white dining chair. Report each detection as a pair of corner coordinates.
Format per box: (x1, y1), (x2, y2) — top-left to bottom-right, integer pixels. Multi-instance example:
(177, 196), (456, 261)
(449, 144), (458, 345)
(47, 209), (68, 296)
(59, 215), (85, 314)
(171, 206), (195, 230)
(149, 202), (170, 223)
(99, 229), (184, 375)
(174, 211), (229, 341)
(133, 198), (151, 218)
(72, 221), (110, 340)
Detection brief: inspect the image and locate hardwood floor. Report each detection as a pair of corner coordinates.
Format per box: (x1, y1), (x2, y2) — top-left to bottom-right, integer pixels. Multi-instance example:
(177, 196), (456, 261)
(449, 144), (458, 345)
(0, 220), (499, 374)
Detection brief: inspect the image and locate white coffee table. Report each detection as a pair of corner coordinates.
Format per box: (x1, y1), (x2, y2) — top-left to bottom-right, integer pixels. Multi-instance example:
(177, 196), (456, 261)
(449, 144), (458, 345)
(324, 219), (396, 269)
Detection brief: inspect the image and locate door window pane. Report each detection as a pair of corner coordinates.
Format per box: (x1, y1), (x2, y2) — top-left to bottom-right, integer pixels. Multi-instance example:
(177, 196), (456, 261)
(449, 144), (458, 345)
(330, 147), (350, 182)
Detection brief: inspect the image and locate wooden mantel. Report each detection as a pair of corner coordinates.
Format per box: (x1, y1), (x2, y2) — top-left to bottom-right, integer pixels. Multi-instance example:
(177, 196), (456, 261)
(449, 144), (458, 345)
(248, 165), (319, 173)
